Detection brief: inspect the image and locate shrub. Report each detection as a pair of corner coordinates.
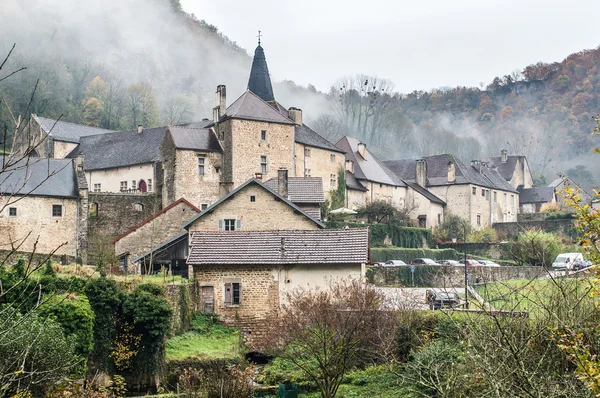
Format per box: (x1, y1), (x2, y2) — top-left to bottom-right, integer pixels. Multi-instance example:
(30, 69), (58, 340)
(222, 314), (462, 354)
(467, 227), (497, 243)
(433, 214), (471, 242)
(540, 202), (561, 213)
(505, 228), (565, 267)
(178, 365), (254, 398)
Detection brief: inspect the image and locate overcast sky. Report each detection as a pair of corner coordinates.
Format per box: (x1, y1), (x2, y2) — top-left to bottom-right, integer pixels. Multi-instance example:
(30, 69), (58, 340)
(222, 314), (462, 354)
(181, 0), (600, 94)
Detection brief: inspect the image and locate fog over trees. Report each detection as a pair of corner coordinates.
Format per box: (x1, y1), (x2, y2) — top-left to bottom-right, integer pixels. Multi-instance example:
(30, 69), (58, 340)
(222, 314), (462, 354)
(1, 0), (599, 188)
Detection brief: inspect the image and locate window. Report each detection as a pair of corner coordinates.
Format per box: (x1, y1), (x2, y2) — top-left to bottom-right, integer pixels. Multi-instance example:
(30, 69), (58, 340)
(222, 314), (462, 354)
(304, 148), (311, 158)
(504, 193), (507, 205)
(52, 205), (62, 217)
(472, 187), (477, 195)
(9, 207), (16, 217)
(481, 189), (485, 197)
(493, 191), (497, 202)
(133, 203), (143, 212)
(219, 219), (241, 231)
(224, 282), (241, 305)
(120, 181), (127, 191)
(260, 130), (267, 140)
(485, 190), (489, 200)
(250, 195), (256, 202)
(132, 180), (136, 190)
(330, 154), (336, 163)
(304, 169), (311, 177)
(215, 167), (221, 174)
(93, 183), (101, 192)
(148, 179), (153, 192)
(330, 174), (337, 188)
(477, 214), (481, 226)
(198, 157), (205, 176)
(89, 203), (98, 217)
(437, 213), (441, 224)
(219, 131), (225, 141)
(260, 156), (267, 174)
(201, 204), (208, 211)
(511, 195), (515, 208)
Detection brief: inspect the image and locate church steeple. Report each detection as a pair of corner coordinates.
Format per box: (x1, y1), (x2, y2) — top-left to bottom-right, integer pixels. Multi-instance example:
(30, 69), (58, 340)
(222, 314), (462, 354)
(247, 32), (275, 102)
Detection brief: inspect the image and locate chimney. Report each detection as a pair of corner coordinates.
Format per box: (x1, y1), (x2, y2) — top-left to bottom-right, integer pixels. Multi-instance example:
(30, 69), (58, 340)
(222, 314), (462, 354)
(75, 154), (85, 171)
(255, 172), (263, 180)
(501, 149), (508, 163)
(216, 85), (226, 116)
(288, 107), (303, 126)
(137, 125), (143, 134)
(447, 161), (455, 183)
(277, 169), (288, 198)
(415, 159), (427, 187)
(471, 160), (482, 174)
(212, 107), (220, 123)
(357, 142), (367, 159)
(345, 160), (354, 174)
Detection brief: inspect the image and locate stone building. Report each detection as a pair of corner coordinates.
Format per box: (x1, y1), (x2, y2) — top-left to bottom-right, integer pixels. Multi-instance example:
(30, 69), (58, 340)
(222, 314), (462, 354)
(264, 172), (325, 220)
(518, 187), (557, 213)
(486, 149), (534, 190)
(336, 136), (446, 228)
(548, 175), (593, 208)
(385, 154), (519, 228)
(0, 157), (88, 260)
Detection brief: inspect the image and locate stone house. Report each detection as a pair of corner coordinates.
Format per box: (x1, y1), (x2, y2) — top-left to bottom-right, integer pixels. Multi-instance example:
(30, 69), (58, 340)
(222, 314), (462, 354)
(0, 157), (88, 260)
(113, 198), (200, 274)
(517, 187), (557, 213)
(486, 149), (534, 190)
(385, 154), (519, 228)
(264, 173), (325, 220)
(548, 175), (593, 208)
(12, 115), (112, 159)
(336, 136), (445, 228)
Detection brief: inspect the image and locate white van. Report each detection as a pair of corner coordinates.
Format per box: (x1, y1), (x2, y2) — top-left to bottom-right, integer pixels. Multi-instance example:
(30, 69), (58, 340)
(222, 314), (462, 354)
(552, 253), (584, 271)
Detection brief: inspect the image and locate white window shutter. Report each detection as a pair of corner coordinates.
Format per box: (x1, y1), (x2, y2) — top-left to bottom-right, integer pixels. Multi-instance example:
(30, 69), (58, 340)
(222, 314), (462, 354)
(236, 219), (242, 230)
(224, 283), (232, 305)
(218, 219), (223, 231)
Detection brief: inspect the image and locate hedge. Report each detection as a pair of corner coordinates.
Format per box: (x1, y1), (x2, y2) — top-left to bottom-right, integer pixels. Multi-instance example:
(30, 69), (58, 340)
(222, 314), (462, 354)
(325, 222), (432, 248)
(370, 248), (459, 263)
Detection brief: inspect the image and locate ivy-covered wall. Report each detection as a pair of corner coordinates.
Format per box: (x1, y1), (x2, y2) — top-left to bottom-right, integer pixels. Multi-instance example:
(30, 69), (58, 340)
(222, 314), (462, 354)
(325, 222), (432, 248)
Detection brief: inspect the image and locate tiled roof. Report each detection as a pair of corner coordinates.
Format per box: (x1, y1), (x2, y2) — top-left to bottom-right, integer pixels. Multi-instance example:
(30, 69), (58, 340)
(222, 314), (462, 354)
(221, 91), (294, 125)
(247, 44), (275, 102)
(518, 187), (555, 204)
(188, 229), (369, 265)
(487, 155), (527, 182)
(0, 157), (78, 198)
(384, 154), (518, 193)
(33, 115), (113, 143)
(168, 126), (222, 152)
(73, 126), (167, 170)
(182, 178), (325, 229)
(406, 182), (445, 205)
(264, 177), (325, 204)
(112, 198), (200, 243)
(345, 171), (368, 192)
(295, 124), (345, 153)
(302, 208), (322, 220)
(336, 136), (405, 186)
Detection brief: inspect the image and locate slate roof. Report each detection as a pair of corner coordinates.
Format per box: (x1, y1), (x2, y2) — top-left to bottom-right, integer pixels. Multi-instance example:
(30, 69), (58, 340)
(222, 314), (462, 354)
(405, 181), (445, 205)
(221, 90), (294, 125)
(549, 177), (567, 188)
(518, 187), (555, 204)
(264, 177), (325, 203)
(487, 155), (527, 182)
(336, 136), (405, 186)
(295, 124), (345, 153)
(188, 228), (369, 265)
(177, 120), (213, 129)
(0, 158), (78, 198)
(33, 115), (113, 144)
(345, 171), (368, 192)
(73, 126), (167, 170)
(182, 178), (325, 229)
(384, 155), (518, 193)
(168, 126), (222, 152)
(247, 44), (275, 102)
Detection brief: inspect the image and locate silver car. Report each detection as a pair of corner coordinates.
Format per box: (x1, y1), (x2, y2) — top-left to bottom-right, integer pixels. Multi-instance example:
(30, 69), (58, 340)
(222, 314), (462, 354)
(383, 260), (407, 266)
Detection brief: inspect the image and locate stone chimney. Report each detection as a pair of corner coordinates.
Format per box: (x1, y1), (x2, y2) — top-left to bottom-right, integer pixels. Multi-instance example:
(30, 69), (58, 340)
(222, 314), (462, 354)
(501, 149), (508, 163)
(254, 172), (263, 180)
(357, 142), (367, 159)
(75, 154), (85, 171)
(471, 160), (482, 174)
(345, 160), (354, 174)
(277, 169), (288, 198)
(137, 125), (143, 134)
(288, 107), (303, 126)
(415, 159), (427, 187)
(213, 85), (226, 123)
(447, 161), (455, 183)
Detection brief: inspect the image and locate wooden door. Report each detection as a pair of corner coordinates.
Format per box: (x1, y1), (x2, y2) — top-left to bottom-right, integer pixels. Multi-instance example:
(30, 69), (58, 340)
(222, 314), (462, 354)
(138, 180), (147, 193)
(202, 286), (214, 313)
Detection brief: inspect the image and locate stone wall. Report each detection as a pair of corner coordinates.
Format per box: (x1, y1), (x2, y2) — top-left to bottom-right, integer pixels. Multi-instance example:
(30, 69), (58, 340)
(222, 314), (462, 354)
(439, 242), (506, 260)
(187, 183), (320, 232)
(174, 150), (222, 209)
(294, 142), (344, 199)
(53, 140), (78, 159)
(0, 196), (79, 257)
(493, 219), (576, 240)
(165, 283), (197, 334)
(114, 199), (199, 269)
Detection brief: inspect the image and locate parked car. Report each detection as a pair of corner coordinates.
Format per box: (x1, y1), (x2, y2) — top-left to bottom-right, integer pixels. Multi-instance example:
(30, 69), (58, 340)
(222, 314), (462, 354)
(383, 260), (407, 266)
(441, 260), (462, 266)
(552, 252), (584, 271)
(478, 260), (501, 267)
(459, 259), (481, 266)
(425, 290), (460, 310)
(572, 260), (593, 271)
(411, 258), (440, 265)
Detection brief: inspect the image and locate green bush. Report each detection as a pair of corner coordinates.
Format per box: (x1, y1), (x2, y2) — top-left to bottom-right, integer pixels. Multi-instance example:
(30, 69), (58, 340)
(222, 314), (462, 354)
(506, 228), (565, 267)
(434, 213), (471, 242)
(370, 247), (459, 263)
(467, 227), (498, 243)
(325, 222), (432, 248)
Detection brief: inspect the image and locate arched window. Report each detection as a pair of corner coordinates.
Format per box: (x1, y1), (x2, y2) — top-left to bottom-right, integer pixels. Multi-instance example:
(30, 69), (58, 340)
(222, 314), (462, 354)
(133, 203), (144, 212)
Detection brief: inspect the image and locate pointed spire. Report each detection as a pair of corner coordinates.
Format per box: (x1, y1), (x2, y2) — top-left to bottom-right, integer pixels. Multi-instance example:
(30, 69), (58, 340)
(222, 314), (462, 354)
(247, 32), (275, 102)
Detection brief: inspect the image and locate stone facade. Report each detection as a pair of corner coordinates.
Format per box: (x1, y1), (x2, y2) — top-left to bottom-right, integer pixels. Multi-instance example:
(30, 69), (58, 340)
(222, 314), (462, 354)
(53, 140), (78, 159)
(219, 119), (296, 188)
(0, 196), (79, 257)
(187, 183), (320, 232)
(114, 199), (200, 270)
(294, 143), (344, 198)
(406, 187), (444, 228)
(362, 181), (406, 209)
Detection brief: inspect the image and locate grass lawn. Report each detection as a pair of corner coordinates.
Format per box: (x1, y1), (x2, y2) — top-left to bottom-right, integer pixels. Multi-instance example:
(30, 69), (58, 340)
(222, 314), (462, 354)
(165, 314), (242, 361)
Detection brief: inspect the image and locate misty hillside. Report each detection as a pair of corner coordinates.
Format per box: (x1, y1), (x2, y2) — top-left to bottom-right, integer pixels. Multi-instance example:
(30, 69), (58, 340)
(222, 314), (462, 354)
(1, 0), (598, 189)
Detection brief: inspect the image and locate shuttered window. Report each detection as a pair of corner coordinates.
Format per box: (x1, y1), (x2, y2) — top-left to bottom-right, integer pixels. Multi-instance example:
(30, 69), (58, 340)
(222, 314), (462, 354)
(219, 219), (242, 231)
(224, 282), (241, 305)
